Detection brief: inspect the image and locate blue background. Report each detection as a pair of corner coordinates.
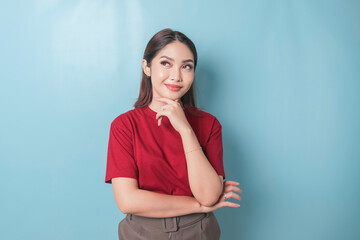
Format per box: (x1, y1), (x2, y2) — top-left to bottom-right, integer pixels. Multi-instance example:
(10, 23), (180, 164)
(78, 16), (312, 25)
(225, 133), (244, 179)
(1, 0), (359, 239)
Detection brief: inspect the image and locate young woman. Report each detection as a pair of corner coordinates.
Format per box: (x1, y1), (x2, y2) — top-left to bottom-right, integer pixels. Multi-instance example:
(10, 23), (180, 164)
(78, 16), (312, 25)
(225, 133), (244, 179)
(105, 28), (242, 240)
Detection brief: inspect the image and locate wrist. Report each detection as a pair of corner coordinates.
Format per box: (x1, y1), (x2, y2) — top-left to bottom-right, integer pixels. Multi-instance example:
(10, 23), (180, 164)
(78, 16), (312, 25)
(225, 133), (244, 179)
(179, 126), (193, 136)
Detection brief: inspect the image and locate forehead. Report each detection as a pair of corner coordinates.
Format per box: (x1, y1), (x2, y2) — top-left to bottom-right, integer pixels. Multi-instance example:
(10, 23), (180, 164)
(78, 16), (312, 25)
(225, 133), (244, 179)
(155, 41), (194, 60)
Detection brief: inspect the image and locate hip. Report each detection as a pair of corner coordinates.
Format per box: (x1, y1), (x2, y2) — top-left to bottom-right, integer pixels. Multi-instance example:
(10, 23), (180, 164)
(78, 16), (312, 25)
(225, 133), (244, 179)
(118, 211), (221, 240)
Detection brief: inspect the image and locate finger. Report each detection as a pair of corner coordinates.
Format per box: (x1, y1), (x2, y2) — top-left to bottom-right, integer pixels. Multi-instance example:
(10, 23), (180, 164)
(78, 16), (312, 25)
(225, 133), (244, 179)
(156, 110), (169, 121)
(224, 192), (242, 201)
(224, 185), (242, 194)
(218, 201), (240, 208)
(224, 180), (240, 186)
(206, 198), (241, 212)
(156, 110), (165, 120)
(225, 201), (240, 208)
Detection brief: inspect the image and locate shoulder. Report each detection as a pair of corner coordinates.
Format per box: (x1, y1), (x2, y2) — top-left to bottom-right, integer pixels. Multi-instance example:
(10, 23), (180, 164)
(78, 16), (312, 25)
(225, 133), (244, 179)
(110, 108), (144, 128)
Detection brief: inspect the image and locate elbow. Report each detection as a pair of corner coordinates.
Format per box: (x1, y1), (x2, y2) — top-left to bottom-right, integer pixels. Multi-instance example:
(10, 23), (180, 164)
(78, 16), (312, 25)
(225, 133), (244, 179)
(119, 205), (129, 214)
(116, 191), (138, 214)
(197, 192), (222, 207)
(117, 201), (129, 214)
(115, 197), (133, 214)
(200, 199), (218, 207)
(116, 190), (141, 215)
(197, 184), (223, 207)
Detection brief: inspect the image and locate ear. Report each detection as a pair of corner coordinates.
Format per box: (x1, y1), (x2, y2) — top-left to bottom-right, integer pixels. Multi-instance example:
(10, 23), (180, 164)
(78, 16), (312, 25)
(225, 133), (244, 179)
(142, 59), (151, 77)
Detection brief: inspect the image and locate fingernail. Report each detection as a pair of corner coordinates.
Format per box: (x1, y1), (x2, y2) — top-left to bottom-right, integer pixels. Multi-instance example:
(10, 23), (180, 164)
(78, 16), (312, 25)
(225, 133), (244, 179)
(236, 204), (240, 207)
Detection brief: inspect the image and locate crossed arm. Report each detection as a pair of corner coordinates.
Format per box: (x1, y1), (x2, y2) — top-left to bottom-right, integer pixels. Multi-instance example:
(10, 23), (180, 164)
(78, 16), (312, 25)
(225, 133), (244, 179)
(112, 175), (223, 218)
(111, 121), (224, 218)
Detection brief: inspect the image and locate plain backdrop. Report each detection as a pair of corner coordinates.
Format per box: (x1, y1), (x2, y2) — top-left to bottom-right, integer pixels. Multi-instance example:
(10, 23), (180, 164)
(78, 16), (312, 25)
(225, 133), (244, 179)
(1, 0), (359, 239)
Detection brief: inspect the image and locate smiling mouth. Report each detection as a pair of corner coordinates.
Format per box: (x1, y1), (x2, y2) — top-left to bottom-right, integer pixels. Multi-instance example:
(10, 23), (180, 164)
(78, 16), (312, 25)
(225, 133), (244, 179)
(165, 84), (182, 92)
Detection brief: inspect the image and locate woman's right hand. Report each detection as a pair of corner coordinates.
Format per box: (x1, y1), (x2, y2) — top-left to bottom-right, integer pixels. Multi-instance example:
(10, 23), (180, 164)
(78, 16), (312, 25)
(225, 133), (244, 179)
(199, 180), (242, 213)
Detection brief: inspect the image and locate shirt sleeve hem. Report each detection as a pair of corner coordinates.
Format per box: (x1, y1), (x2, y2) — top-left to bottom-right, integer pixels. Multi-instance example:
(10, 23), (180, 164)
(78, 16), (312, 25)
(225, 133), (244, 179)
(105, 174), (138, 184)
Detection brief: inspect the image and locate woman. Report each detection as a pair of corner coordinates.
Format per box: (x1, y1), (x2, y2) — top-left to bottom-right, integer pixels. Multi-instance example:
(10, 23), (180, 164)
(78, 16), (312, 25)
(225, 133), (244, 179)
(105, 28), (242, 240)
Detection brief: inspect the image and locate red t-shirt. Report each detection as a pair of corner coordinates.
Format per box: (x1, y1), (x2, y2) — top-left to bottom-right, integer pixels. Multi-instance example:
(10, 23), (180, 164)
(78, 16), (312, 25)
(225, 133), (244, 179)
(105, 105), (226, 197)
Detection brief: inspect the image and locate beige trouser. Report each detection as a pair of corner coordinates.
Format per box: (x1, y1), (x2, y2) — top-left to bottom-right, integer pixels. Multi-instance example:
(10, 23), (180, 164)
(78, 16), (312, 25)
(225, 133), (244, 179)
(118, 211), (221, 240)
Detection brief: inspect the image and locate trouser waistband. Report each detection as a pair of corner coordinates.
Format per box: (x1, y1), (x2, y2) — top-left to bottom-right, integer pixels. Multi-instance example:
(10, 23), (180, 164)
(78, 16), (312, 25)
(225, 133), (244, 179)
(126, 212), (211, 233)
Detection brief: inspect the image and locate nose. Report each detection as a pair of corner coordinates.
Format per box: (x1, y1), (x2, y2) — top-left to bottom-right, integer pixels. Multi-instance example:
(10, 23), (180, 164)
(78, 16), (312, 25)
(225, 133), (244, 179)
(170, 68), (181, 81)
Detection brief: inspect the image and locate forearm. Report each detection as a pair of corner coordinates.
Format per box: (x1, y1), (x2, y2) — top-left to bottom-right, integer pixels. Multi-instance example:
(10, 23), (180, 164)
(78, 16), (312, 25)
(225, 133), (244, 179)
(180, 128), (223, 206)
(123, 188), (202, 218)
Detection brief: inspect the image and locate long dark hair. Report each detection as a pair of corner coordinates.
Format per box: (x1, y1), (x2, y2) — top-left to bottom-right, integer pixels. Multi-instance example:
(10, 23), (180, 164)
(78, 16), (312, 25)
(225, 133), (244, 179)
(133, 28), (203, 117)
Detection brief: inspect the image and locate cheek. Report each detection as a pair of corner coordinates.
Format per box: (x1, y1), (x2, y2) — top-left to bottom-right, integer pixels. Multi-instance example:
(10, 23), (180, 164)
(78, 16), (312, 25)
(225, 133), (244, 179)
(158, 72), (166, 78)
(184, 74), (194, 85)
(152, 67), (168, 79)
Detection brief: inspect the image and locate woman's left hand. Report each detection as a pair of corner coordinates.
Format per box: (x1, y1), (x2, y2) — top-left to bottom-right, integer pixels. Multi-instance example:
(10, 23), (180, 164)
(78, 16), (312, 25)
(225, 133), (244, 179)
(154, 97), (192, 133)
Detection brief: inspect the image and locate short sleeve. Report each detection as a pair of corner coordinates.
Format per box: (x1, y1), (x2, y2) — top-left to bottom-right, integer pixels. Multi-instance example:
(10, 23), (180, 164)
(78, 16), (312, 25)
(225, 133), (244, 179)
(105, 118), (138, 184)
(203, 117), (226, 180)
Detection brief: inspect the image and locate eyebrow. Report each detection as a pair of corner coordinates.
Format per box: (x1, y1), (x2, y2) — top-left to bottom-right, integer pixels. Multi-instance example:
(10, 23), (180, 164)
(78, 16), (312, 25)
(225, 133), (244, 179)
(160, 55), (194, 63)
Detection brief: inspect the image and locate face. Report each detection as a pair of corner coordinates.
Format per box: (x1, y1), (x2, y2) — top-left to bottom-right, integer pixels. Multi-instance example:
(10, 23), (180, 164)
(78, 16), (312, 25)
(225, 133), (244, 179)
(142, 41), (195, 101)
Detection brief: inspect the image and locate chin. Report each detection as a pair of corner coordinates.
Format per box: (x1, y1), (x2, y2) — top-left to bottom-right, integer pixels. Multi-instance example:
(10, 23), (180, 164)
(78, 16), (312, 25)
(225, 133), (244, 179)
(163, 93), (182, 100)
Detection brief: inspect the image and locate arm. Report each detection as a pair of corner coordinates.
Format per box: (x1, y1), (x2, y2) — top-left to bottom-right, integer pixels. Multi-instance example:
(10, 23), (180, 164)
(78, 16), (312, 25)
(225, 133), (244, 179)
(152, 98), (224, 207)
(112, 177), (202, 218)
(179, 128), (224, 207)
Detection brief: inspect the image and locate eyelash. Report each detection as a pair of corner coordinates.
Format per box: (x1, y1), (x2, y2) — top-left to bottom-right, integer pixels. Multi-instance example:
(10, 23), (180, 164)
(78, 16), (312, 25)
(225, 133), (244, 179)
(160, 61), (193, 70)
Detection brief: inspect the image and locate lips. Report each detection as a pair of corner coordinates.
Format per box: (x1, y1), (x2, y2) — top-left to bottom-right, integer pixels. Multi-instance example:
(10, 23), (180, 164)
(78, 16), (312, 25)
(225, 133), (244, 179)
(165, 84), (182, 92)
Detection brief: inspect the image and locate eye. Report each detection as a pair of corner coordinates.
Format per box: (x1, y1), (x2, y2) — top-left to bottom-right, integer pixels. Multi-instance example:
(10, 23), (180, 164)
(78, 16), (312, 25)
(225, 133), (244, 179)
(184, 64), (193, 70)
(160, 61), (170, 66)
